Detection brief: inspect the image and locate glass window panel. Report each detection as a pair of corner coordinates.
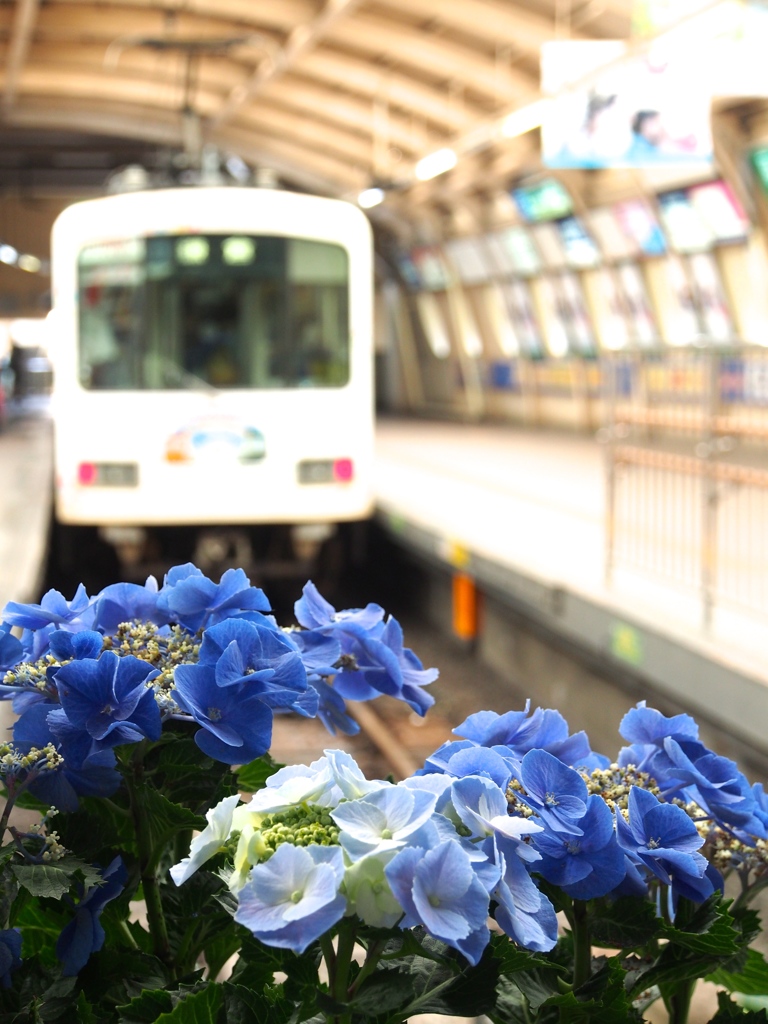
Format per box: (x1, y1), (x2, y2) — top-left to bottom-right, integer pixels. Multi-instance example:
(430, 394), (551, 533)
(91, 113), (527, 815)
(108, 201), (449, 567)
(77, 234), (350, 390)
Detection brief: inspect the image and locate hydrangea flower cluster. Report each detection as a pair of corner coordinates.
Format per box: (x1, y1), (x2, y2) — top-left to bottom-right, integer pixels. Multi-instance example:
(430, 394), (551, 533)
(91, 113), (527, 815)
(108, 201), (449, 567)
(171, 747), (558, 960)
(0, 565), (438, 812)
(1, 568), (768, 1023)
(172, 699), (768, 969)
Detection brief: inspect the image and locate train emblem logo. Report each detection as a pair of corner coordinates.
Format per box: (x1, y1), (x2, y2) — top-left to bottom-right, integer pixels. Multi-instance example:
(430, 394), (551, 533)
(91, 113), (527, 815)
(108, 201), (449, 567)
(165, 416), (266, 464)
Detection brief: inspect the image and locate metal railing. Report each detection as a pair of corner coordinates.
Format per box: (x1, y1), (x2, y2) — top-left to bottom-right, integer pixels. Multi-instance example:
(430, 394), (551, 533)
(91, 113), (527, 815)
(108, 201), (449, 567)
(603, 349), (768, 628)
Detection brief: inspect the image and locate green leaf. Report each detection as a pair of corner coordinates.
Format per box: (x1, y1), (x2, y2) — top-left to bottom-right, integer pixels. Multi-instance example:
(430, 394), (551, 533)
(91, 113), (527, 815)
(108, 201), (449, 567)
(236, 755), (285, 794)
(13, 898), (69, 964)
(117, 988), (175, 1023)
(152, 735), (237, 811)
(488, 975), (530, 1024)
(36, 977), (78, 1022)
(708, 990), (768, 1022)
(201, 928), (243, 983)
(351, 968), (417, 1017)
(511, 966), (563, 1011)
(708, 948), (768, 997)
(660, 895), (741, 957)
(11, 856), (103, 899)
(155, 984), (225, 1023)
(222, 983), (295, 1024)
(77, 949), (170, 1006)
(490, 933), (565, 976)
(74, 992), (96, 1024)
(134, 788), (205, 871)
(590, 896), (663, 950)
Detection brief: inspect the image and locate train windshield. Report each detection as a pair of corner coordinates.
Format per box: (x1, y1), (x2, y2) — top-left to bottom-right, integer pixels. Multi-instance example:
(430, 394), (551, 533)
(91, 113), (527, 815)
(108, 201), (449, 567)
(76, 234), (350, 390)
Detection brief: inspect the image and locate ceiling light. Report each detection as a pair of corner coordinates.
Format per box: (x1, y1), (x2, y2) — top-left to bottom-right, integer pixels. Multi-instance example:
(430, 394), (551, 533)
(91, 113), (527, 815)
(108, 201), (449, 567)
(501, 100), (552, 139)
(0, 244), (18, 265)
(357, 187), (385, 209)
(414, 148), (458, 181)
(17, 254), (42, 273)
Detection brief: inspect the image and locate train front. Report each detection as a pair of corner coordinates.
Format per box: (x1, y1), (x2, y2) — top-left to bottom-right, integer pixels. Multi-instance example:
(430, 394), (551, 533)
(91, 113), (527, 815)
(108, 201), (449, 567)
(49, 186), (375, 574)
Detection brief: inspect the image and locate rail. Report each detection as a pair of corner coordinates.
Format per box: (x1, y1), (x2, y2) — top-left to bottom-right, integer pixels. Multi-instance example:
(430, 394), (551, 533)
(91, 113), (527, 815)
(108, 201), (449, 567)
(604, 350), (768, 629)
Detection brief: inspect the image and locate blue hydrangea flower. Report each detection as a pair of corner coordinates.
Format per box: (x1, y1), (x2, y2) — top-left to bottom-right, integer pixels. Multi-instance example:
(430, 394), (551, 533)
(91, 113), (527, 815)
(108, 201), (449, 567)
(532, 795), (626, 900)
(14, 703), (121, 812)
(294, 581), (384, 633)
(455, 704), (608, 771)
(234, 843), (346, 954)
(157, 564), (270, 632)
(48, 629), (104, 662)
(619, 704), (761, 834)
(54, 651), (161, 747)
(330, 617), (438, 716)
(308, 676), (359, 736)
(420, 741), (513, 791)
(615, 786), (715, 903)
(331, 784), (437, 860)
(3, 584), (95, 633)
(246, 755), (339, 814)
(485, 835), (558, 952)
(385, 842), (491, 965)
(57, 857), (127, 975)
(516, 749), (588, 835)
(0, 929), (22, 987)
(92, 578), (164, 632)
(195, 618), (307, 694)
(450, 775), (543, 847)
(0, 624), (23, 672)
(290, 630), (342, 676)
(172, 665), (275, 764)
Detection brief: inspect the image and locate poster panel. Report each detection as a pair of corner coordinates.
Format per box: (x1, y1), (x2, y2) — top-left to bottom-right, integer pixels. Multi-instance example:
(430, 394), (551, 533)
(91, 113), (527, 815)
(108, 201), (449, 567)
(557, 217), (601, 268)
(541, 39), (713, 169)
(486, 227), (542, 277)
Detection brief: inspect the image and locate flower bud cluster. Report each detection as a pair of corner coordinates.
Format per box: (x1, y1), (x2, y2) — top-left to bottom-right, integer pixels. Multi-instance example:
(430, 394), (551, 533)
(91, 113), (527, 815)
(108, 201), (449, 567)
(258, 807), (340, 856)
(3, 654), (61, 693)
(506, 778), (536, 817)
(103, 621), (199, 690)
(0, 741), (63, 779)
(583, 763), (661, 811)
(701, 825), (768, 875)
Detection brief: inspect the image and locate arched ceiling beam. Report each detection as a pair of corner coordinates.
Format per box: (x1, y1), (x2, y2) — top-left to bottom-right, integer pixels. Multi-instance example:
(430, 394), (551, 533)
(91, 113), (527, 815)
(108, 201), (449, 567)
(212, 0), (366, 128)
(20, 44), (435, 162)
(375, 0), (578, 53)
(4, 0), (41, 110)
(325, 14), (537, 105)
(298, 50), (479, 132)
(4, 64), (389, 173)
(249, 77), (434, 158)
(54, 0), (315, 33)
(32, 5), (262, 45)
(8, 98), (365, 196)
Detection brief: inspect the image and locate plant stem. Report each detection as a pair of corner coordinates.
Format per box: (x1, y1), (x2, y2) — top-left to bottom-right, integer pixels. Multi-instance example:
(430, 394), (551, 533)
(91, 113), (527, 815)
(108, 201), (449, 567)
(348, 938), (385, 998)
(664, 979), (695, 1024)
(127, 747), (172, 968)
(571, 899), (591, 989)
(330, 918), (356, 1024)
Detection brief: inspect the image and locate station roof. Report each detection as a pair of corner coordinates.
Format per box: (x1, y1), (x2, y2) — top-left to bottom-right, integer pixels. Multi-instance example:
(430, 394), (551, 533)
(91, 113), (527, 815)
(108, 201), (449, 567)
(0, 0), (632, 226)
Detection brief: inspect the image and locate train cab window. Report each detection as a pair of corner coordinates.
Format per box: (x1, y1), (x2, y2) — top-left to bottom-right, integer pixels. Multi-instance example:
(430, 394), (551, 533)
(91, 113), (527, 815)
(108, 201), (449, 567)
(76, 234), (350, 390)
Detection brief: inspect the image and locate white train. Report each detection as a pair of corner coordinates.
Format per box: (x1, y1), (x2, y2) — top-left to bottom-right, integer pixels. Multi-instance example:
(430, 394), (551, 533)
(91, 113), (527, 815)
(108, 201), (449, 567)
(48, 186), (374, 573)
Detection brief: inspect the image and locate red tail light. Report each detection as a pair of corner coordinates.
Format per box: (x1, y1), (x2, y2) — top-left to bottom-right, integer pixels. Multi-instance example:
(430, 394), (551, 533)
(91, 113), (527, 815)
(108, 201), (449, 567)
(333, 458), (353, 482)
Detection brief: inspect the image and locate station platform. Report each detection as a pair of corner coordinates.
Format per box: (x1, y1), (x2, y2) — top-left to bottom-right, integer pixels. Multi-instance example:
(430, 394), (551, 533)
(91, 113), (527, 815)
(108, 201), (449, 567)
(374, 417), (768, 760)
(2, 412), (767, 762)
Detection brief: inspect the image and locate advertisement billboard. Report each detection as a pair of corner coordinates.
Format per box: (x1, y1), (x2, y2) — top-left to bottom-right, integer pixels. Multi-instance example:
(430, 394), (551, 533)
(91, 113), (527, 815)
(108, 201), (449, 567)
(541, 39), (713, 169)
